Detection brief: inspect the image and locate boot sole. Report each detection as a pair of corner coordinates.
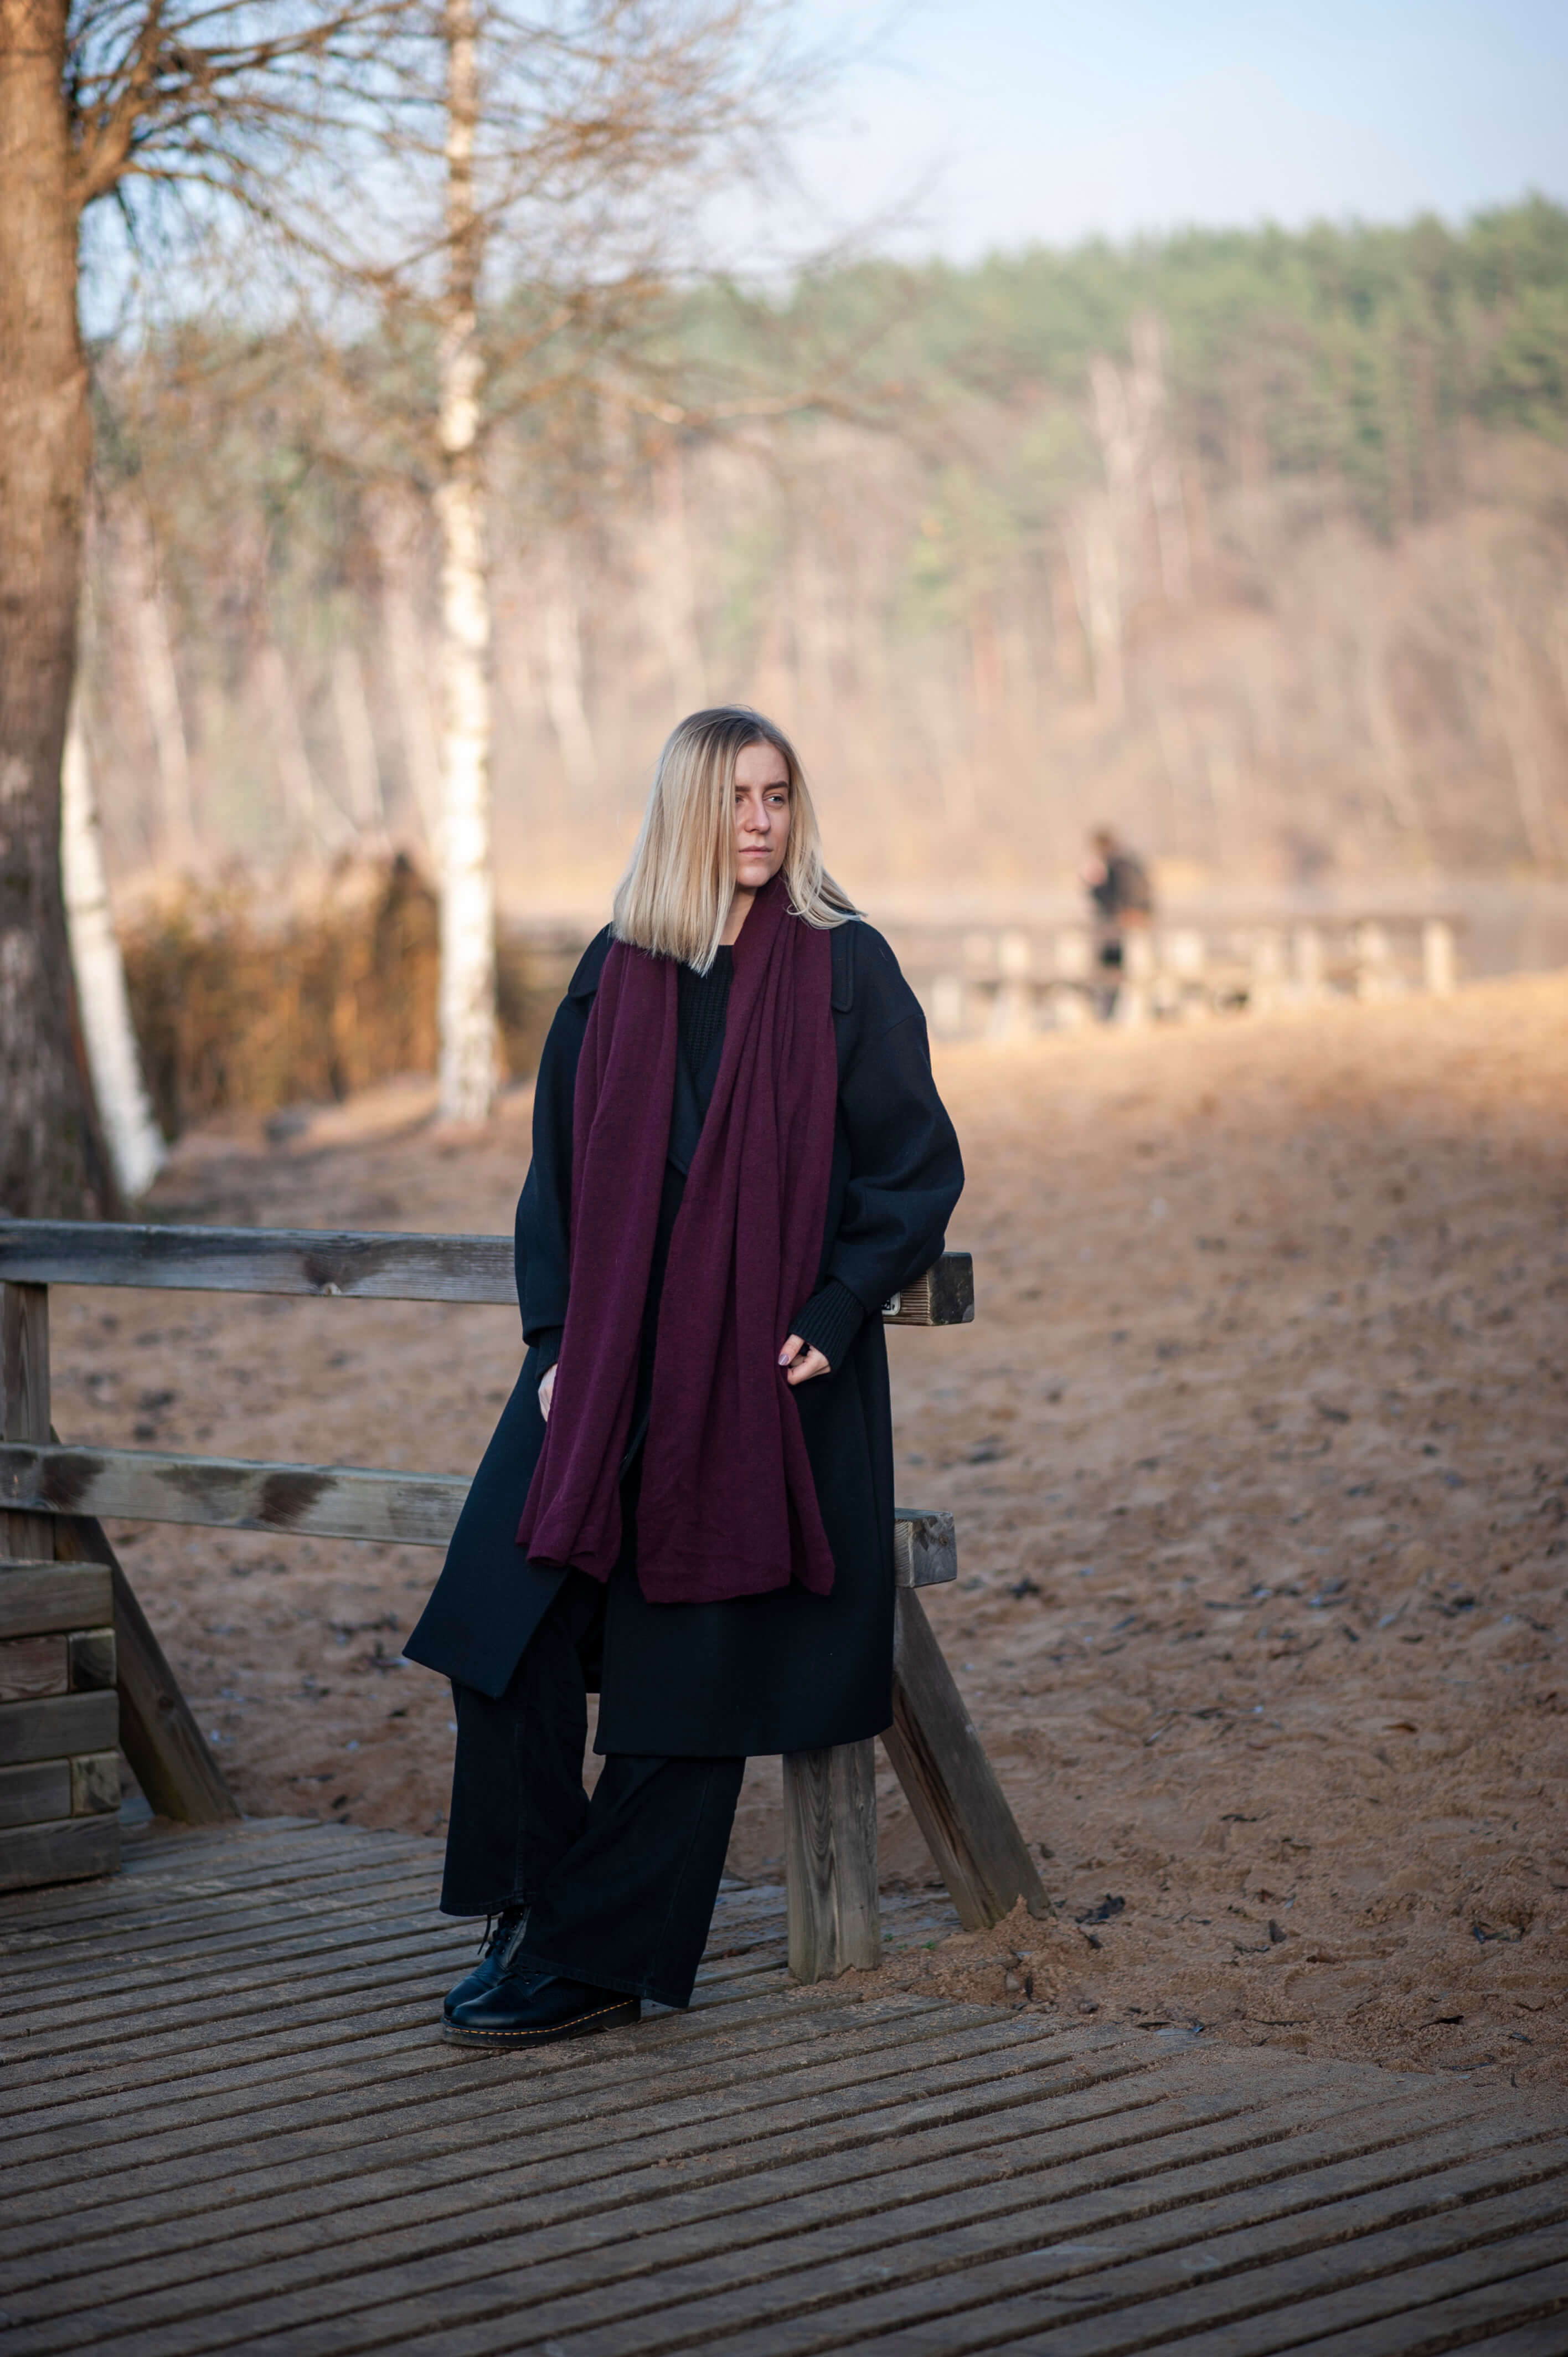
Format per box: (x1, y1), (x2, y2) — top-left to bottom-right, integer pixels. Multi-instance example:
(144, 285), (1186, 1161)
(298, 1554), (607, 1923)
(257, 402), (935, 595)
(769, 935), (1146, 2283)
(441, 1995), (641, 2049)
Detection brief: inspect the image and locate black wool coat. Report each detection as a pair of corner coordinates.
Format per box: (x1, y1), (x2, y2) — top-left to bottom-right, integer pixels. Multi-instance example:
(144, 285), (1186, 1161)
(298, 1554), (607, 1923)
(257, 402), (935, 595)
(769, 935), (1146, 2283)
(404, 916), (963, 1757)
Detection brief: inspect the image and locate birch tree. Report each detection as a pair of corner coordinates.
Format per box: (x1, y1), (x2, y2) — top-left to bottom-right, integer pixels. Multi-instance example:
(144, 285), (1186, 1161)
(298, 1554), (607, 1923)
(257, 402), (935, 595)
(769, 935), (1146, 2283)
(60, 698), (168, 1200)
(1, 0), (812, 1202)
(433, 0), (496, 1120)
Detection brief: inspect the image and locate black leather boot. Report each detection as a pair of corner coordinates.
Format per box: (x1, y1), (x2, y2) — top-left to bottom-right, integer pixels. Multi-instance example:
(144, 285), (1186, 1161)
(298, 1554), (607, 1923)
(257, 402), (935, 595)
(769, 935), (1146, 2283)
(442, 1907), (527, 2021)
(443, 1969), (641, 2049)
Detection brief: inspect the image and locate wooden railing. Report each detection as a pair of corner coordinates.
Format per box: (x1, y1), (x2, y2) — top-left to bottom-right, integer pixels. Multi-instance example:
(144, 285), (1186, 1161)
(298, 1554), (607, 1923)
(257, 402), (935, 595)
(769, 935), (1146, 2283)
(1, 1222), (1045, 1973)
(920, 912), (1463, 1038)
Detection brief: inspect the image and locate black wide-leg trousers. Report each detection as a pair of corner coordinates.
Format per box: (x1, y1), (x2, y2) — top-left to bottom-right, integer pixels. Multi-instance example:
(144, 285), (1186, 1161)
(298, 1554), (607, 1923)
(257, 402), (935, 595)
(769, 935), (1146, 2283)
(439, 1567), (744, 2011)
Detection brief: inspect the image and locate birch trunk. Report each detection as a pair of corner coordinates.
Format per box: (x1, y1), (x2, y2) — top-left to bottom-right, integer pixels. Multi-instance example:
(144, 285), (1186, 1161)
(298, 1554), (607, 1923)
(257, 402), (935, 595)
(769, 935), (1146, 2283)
(434, 0), (497, 1123)
(0, 0), (107, 1217)
(61, 701), (168, 1198)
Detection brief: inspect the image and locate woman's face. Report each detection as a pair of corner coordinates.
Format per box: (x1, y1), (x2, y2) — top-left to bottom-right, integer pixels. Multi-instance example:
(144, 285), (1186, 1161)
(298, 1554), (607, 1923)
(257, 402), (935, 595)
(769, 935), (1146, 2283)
(732, 740), (791, 891)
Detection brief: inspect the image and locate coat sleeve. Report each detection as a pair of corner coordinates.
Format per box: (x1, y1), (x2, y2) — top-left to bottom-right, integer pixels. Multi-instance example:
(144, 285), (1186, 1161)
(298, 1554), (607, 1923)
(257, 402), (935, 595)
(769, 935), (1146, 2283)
(821, 926), (964, 1318)
(513, 927), (613, 1355)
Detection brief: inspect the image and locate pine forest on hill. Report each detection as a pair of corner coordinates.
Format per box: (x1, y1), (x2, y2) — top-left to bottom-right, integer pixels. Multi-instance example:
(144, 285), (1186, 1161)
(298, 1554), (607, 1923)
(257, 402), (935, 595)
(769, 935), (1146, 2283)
(85, 200), (1568, 908)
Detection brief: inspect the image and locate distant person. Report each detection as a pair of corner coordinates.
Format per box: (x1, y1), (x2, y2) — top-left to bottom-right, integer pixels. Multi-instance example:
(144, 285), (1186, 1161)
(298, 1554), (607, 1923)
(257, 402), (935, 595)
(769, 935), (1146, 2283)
(405, 706), (963, 2051)
(1084, 826), (1154, 1017)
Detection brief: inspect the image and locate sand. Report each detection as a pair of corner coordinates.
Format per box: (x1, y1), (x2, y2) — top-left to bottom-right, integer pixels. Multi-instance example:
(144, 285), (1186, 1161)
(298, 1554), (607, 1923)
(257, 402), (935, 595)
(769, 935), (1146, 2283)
(46, 974), (1568, 2088)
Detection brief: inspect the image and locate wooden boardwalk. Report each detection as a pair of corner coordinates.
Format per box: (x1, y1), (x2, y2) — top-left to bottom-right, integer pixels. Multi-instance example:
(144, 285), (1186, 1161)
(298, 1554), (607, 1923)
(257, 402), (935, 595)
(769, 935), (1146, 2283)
(2, 1821), (1567, 2356)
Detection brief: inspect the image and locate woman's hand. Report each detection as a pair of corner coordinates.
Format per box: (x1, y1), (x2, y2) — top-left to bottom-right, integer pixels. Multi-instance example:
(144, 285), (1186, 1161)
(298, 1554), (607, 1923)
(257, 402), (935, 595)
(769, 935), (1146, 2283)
(538, 1364), (558, 1422)
(777, 1334), (831, 1387)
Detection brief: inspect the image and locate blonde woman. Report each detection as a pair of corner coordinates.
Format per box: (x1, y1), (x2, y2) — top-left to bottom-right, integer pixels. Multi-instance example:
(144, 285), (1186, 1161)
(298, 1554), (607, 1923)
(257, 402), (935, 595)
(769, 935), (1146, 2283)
(407, 707), (963, 2048)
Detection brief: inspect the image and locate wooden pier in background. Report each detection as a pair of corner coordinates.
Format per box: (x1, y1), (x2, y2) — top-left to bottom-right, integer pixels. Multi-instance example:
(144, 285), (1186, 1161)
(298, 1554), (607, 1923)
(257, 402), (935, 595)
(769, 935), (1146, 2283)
(921, 912), (1463, 1039)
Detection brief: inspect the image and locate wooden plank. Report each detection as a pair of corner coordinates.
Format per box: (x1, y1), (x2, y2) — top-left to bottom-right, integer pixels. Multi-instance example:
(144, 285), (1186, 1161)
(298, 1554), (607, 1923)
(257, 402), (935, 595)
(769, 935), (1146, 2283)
(71, 1752), (120, 1815)
(883, 1587), (1049, 1931)
(1, 1279), (53, 1563)
(0, 1222), (973, 1326)
(1173, 2242), (1568, 2356)
(2, 1441), (470, 1547)
(0, 2000), (1103, 2189)
(63, 1512), (238, 1828)
(0, 2034), (1148, 2347)
(894, 1510), (956, 1589)
(0, 2076), (1407, 2345)
(0, 1757), (72, 1829)
(0, 1814), (120, 1893)
(0, 1221), (518, 1305)
(0, 2076), (1238, 2314)
(729, 2145), (1568, 2357)
(70, 2103), (1541, 2357)
(0, 1689), (118, 1766)
(783, 1740), (880, 1982)
(68, 1627), (116, 1690)
(0, 1631), (68, 1700)
(0, 1559), (112, 1636)
(0, 1976), (1072, 2154)
(0, 2044), (1243, 2283)
(2, 1447), (955, 1581)
(1, 2035), (1169, 2267)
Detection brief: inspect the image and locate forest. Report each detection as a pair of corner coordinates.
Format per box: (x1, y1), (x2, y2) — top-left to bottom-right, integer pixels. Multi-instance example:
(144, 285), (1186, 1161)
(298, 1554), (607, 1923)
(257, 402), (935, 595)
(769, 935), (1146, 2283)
(84, 198), (1568, 909)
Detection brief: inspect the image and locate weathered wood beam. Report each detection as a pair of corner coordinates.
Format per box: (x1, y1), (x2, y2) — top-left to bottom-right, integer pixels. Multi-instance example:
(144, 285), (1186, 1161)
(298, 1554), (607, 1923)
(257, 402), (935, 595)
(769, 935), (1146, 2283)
(782, 1738), (880, 1982)
(883, 1254), (974, 1327)
(882, 1587), (1049, 1932)
(2, 1282), (54, 1563)
(53, 1513), (240, 1825)
(0, 1444), (957, 1584)
(0, 1561), (112, 1639)
(3, 1443), (469, 1547)
(0, 1223), (974, 1327)
(0, 1816), (120, 1894)
(893, 1510), (956, 1588)
(1, 1223), (516, 1305)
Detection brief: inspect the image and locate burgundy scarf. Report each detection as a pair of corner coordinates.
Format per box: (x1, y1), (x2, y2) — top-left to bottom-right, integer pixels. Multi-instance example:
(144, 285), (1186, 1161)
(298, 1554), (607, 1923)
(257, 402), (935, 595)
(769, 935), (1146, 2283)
(516, 872), (839, 1604)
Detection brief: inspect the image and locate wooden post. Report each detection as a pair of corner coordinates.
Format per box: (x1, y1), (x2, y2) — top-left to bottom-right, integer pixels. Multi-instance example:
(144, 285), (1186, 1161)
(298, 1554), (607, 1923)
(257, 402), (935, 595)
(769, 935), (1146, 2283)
(782, 1739), (880, 1980)
(1291, 924), (1323, 997)
(1, 1282), (54, 1564)
(1422, 918), (1456, 996)
(1115, 927), (1154, 1027)
(0, 1285), (123, 1888)
(1354, 919), (1396, 1000)
(883, 1588), (1048, 1931)
(1249, 928), (1285, 1013)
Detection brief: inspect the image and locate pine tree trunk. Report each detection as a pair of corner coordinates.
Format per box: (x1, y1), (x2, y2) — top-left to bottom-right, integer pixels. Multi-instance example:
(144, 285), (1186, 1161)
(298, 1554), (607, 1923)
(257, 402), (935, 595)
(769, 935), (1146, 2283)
(0, 0), (110, 1217)
(434, 0), (497, 1123)
(61, 702), (167, 1200)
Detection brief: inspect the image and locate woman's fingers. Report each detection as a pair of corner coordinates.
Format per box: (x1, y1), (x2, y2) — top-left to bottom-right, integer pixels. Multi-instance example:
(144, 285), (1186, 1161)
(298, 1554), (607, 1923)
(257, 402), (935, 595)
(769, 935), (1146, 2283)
(538, 1363), (557, 1422)
(778, 1334), (831, 1384)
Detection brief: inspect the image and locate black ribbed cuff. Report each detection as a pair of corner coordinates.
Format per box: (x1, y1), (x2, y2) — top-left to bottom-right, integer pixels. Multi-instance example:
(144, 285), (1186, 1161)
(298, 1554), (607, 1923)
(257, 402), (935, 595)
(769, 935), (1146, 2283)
(789, 1279), (865, 1373)
(529, 1326), (563, 1375)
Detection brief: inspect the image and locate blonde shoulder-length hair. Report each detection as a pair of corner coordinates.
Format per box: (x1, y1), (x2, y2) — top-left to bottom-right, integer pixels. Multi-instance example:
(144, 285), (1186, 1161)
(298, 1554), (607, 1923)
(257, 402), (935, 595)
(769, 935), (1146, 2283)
(612, 707), (857, 971)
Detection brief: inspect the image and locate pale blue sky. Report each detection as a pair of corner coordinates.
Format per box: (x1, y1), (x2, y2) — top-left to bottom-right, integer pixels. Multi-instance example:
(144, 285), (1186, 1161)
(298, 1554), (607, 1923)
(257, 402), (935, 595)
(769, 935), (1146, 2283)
(787, 0), (1568, 256)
